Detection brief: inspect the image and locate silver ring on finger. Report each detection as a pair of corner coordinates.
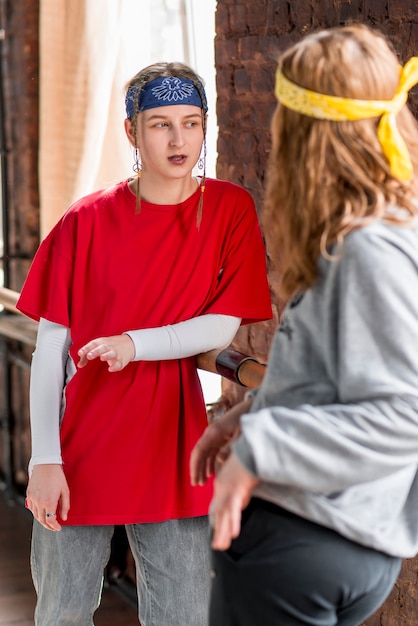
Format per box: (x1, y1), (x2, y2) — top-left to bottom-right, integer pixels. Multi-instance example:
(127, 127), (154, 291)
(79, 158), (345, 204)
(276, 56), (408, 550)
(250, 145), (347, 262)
(45, 512), (56, 518)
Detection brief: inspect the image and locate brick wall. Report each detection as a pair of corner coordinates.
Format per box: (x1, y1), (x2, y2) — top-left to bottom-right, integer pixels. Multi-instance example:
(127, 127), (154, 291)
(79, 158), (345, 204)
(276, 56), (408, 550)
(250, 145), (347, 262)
(0, 0), (39, 493)
(0, 0), (40, 291)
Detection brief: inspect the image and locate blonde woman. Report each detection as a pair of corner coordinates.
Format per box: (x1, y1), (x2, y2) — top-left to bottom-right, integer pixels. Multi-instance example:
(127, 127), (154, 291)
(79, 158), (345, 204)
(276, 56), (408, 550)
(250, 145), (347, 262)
(191, 24), (418, 625)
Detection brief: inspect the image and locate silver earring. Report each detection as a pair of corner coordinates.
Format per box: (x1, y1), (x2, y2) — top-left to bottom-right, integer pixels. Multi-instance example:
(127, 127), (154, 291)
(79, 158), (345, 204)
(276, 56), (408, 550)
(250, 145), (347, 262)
(133, 148), (142, 175)
(198, 157), (204, 170)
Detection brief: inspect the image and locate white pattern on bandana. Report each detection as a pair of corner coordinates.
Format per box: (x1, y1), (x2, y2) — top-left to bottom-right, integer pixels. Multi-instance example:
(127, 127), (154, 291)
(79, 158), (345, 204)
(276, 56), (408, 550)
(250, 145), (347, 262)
(151, 77), (195, 102)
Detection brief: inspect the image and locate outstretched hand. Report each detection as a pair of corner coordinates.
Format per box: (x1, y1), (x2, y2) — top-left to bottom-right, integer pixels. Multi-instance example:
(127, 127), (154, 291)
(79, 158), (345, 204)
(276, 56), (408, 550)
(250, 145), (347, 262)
(26, 464), (70, 531)
(210, 453), (260, 550)
(77, 334), (135, 372)
(190, 397), (253, 486)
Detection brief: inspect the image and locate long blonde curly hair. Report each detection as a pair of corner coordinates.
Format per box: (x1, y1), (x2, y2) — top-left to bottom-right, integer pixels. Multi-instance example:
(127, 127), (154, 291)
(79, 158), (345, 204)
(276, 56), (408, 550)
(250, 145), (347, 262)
(264, 23), (418, 300)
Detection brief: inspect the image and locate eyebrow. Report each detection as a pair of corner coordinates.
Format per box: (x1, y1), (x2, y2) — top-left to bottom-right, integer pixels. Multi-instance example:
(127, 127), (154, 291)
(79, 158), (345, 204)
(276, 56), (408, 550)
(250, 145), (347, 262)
(145, 112), (202, 121)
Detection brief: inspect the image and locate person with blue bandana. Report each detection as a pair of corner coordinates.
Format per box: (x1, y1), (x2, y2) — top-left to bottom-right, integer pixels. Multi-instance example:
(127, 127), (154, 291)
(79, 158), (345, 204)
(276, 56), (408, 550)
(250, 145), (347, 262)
(17, 61), (272, 625)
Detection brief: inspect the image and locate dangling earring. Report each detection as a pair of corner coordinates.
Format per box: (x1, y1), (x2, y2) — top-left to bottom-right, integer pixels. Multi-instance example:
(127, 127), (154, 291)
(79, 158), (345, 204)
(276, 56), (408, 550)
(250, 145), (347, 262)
(197, 139), (207, 228)
(133, 148), (142, 177)
(132, 148), (142, 214)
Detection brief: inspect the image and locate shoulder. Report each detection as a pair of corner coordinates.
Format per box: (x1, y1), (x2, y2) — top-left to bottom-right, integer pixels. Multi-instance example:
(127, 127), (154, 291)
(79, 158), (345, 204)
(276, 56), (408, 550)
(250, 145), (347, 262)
(204, 178), (259, 229)
(341, 220), (418, 267)
(52, 181), (129, 236)
(205, 178), (255, 204)
(64, 180), (128, 219)
(317, 220), (418, 301)
(43, 181), (129, 248)
(316, 219), (418, 297)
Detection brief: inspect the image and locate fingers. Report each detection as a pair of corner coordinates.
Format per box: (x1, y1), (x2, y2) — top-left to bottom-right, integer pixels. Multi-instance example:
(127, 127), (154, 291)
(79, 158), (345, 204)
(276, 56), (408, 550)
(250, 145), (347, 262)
(211, 503), (241, 551)
(210, 455), (261, 551)
(26, 498), (62, 531)
(190, 433), (219, 486)
(216, 442), (232, 465)
(77, 353), (88, 368)
(26, 465), (69, 532)
(190, 444), (206, 485)
(59, 486), (70, 522)
(78, 340), (117, 365)
(190, 420), (236, 486)
(190, 449), (216, 486)
(43, 511), (62, 531)
(206, 455), (216, 480)
(77, 336), (134, 372)
(210, 484), (243, 551)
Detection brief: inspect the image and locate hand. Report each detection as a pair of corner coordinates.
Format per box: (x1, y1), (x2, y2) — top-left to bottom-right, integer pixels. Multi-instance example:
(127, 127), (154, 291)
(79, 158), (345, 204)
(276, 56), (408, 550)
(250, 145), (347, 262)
(77, 334), (135, 372)
(210, 453), (260, 551)
(26, 464), (70, 531)
(190, 397), (253, 486)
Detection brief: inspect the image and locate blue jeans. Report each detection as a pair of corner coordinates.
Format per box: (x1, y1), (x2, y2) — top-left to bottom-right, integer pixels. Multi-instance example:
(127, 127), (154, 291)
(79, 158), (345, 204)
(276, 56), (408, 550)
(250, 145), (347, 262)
(31, 516), (210, 626)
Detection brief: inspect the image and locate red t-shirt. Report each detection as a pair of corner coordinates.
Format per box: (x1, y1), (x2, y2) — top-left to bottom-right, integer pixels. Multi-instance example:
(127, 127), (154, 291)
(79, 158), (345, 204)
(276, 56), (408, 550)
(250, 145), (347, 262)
(17, 178), (272, 525)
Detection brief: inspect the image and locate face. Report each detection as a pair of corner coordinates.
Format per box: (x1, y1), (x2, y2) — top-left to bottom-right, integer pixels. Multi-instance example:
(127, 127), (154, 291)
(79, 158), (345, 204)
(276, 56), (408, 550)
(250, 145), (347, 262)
(125, 104), (205, 182)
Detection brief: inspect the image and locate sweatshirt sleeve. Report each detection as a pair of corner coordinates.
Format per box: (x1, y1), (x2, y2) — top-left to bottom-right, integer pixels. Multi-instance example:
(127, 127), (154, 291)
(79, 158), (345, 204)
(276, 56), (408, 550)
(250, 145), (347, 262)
(233, 226), (418, 494)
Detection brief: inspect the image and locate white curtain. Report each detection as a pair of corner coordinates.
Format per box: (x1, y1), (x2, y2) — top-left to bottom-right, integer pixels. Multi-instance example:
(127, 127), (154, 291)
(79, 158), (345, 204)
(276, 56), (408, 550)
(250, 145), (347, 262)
(39, 0), (151, 236)
(39, 0), (216, 237)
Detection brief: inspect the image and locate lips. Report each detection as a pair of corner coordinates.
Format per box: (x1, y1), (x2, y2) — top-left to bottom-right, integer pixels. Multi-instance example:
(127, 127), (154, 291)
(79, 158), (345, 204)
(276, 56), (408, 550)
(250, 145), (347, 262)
(168, 155), (187, 164)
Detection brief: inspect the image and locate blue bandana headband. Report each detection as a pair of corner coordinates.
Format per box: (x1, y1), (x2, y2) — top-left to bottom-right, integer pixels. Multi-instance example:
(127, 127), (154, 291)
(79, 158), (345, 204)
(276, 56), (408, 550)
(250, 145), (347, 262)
(125, 76), (208, 118)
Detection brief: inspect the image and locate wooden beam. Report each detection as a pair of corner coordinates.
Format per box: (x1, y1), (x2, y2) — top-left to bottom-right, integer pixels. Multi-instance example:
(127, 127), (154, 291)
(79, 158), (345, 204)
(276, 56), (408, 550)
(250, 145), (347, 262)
(0, 286), (19, 313)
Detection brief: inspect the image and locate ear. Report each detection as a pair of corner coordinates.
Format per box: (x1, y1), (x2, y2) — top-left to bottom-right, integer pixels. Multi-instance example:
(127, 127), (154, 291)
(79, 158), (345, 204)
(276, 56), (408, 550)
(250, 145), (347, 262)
(124, 118), (137, 148)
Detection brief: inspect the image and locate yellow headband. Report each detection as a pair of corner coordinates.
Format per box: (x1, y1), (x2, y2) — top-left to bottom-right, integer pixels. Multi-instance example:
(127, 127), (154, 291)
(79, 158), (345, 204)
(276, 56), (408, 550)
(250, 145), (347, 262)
(275, 57), (418, 181)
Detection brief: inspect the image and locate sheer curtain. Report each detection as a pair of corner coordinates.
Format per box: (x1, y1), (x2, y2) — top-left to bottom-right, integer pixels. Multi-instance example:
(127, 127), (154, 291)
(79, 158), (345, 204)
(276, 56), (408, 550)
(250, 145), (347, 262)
(39, 0), (216, 237)
(39, 0), (151, 236)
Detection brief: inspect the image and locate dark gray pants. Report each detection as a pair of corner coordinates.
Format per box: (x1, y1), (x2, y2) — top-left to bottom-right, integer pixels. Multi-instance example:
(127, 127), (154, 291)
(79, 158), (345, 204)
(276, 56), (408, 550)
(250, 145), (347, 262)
(210, 498), (401, 626)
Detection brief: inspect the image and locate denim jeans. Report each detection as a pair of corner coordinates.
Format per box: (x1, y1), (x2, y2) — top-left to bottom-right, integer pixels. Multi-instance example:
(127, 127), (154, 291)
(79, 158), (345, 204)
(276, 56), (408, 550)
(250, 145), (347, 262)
(31, 516), (211, 626)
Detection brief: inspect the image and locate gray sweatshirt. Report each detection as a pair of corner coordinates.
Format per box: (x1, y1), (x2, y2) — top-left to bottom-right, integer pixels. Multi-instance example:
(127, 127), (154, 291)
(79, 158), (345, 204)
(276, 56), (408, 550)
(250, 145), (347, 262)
(233, 219), (418, 557)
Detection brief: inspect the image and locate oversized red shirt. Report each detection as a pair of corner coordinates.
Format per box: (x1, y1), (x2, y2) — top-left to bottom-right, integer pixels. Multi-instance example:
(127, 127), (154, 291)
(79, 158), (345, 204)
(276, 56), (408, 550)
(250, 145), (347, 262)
(17, 178), (272, 525)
